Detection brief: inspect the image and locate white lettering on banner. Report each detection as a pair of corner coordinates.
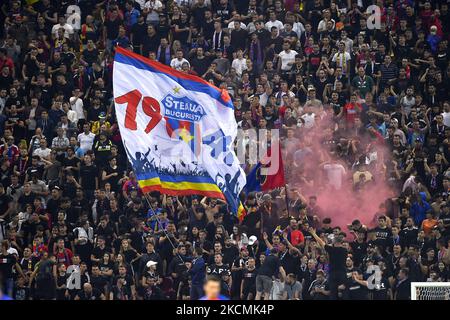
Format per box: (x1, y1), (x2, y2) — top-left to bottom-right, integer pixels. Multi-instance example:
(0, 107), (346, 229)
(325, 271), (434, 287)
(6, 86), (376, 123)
(236, 129), (280, 175)
(66, 265), (81, 290)
(367, 5), (381, 30)
(163, 96), (204, 114)
(164, 109), (201, 122)
(66, 5), (81, 30)
(367, 264), (382, 289)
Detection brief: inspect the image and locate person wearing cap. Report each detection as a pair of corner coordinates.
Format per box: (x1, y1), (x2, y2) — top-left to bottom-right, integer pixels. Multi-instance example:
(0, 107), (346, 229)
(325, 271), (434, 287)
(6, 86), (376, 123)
(91, 112), (111, 136)
(247, 234), (259, 250)
(211, 47), (230, 76)
(3, 0), (450, 302)
(142, 259), (159, 281)
(427, 25), (441, 53)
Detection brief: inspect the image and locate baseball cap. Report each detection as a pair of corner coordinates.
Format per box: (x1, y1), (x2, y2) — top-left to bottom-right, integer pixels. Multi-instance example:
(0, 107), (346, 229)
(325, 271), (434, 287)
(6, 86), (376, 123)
(307, 85), (316, 91)
(146, 260), (158, 267)
(430, 25), (437, 34)
(248, 235), (258, 246)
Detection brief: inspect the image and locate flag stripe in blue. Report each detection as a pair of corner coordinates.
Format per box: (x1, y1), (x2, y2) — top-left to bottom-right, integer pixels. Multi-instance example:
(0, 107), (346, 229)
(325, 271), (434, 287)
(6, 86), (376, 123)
(115, 52), (233, 109)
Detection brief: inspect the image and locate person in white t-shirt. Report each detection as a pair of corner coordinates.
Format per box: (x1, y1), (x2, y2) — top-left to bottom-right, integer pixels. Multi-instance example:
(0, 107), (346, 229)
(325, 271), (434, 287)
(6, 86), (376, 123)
(278, 41), (298, 72)
(399, 87), (415, 116)
(70, 93), (85, 124)
(77, 123), (96, 152)
(51, 16), (74, 39)
(231, 49), (247, 76)
(170, 49), (190, 71)
(317, 9), (335, 33)
(292, 21), (305, 39)
(442, 101), (450, 127)
(332, 42), (351, 75)
(63, 102), (78, 125)
(143, 0), (163, 25)
(33, 138), (52, 161)
(323, 160), (346, 190)
(265, 11), (284, 36)
(227, 13), (246, 29)
(300, 105), (316, 129)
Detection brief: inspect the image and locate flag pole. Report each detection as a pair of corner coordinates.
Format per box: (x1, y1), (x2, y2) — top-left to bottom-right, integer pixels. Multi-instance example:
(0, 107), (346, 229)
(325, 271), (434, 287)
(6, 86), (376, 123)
(260, 202), (264, 237)
(284, 184), (290, 217)
(256, 192), (264, 237)
(143, 193), (184, 263)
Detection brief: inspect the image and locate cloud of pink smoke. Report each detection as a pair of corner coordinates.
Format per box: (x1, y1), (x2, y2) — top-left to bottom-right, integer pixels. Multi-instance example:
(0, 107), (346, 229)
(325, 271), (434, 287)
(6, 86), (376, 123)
(283, 115), (397, 230)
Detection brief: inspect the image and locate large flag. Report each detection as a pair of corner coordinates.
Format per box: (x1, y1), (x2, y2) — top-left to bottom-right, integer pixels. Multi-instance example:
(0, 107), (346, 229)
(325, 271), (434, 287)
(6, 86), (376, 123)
(245, 143), (285, 192)
(113, 47), (245, 213)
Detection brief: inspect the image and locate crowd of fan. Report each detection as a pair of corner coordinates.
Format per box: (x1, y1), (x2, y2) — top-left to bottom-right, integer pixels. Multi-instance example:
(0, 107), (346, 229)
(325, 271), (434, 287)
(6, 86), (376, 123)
(0, 0), (450, 301)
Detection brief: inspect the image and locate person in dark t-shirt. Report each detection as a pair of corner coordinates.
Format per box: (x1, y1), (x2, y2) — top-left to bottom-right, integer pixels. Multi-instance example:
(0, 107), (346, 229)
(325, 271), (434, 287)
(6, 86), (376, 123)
(255, 248), (286, 300)
(310, 228), (347, 300)
(241, 256), (258, 300)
